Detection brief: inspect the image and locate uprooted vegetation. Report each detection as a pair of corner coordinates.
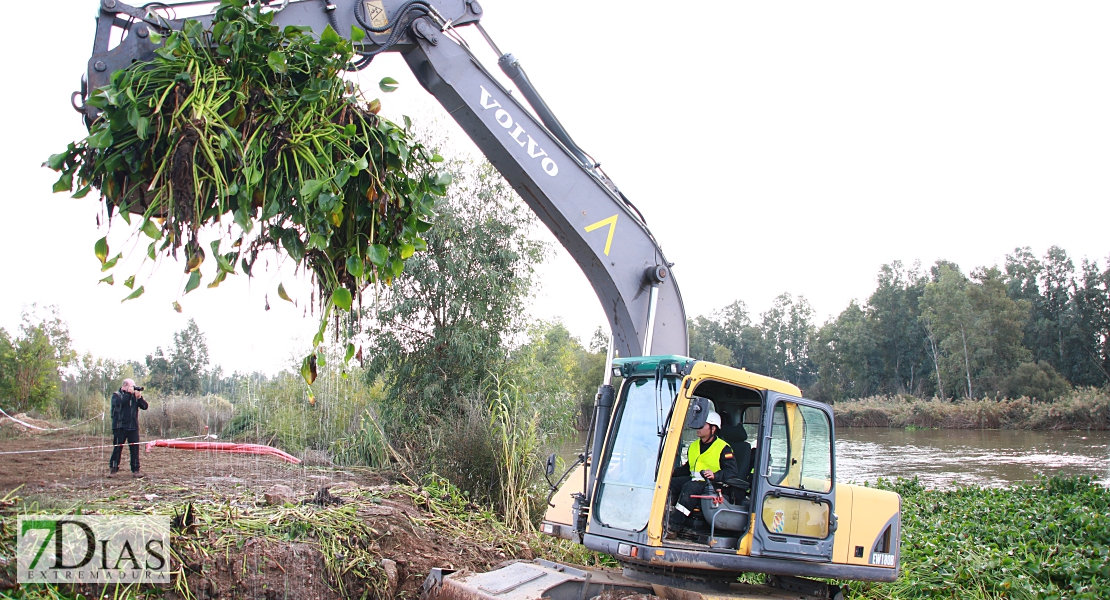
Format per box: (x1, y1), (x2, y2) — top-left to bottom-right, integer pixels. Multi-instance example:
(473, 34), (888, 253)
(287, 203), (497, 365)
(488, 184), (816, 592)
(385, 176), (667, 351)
(45, 0), (449, 380)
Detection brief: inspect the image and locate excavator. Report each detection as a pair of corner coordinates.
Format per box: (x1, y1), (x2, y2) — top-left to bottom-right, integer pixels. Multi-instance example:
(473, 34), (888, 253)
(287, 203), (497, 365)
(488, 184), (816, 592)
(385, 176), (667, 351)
(75, 1), (903, 598)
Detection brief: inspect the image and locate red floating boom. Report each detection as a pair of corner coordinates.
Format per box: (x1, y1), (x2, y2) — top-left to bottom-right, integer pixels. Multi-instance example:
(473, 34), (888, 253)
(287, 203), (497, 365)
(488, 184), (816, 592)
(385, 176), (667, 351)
(146, 440), (301, 464)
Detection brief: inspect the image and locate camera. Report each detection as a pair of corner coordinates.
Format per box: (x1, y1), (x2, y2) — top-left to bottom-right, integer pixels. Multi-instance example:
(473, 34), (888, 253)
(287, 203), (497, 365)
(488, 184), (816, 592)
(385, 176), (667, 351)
(133, 386), (145, 392)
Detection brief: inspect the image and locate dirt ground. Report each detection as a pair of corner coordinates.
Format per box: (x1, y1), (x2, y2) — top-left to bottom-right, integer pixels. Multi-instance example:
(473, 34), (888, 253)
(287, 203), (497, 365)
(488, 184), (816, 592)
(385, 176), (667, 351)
(0, 427), (536, 599)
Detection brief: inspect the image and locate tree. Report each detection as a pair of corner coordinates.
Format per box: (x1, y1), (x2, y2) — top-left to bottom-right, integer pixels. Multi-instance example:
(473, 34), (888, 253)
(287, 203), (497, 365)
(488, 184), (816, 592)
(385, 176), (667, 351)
(965, 266), (1031, 395)
(811, 301), (875, 402)
(921, 264), (975, 398)
(921, 263), (1031, 399)
(867, 261), (932, 395)
(361, 157), (546, 429)
(758, 293), (817, 388)
(0, 305), (75, 412)
(1000, 361), (1071, 401)
(145, 319), (209, 394)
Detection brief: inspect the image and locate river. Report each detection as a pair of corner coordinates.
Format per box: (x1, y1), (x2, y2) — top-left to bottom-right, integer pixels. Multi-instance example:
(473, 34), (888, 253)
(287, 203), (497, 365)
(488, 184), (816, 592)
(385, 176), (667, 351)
(836, 428), (1110, 489)
(558, 428), (1110, 490)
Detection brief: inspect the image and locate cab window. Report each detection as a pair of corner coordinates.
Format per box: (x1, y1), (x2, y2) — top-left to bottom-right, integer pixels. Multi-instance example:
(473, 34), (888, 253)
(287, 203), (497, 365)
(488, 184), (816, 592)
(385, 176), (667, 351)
(595, 377), (673, 531)
(766, 402), (832, 492)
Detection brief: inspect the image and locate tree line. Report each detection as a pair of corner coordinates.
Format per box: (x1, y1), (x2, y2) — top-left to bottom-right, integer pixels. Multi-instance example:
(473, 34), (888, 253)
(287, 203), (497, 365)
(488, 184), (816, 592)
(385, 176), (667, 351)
(689, 247), (1110, 402)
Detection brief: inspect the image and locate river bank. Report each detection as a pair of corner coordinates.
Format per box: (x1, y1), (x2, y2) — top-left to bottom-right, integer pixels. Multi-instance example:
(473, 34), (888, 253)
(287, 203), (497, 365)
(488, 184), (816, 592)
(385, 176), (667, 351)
(833, 388), (1110, 430)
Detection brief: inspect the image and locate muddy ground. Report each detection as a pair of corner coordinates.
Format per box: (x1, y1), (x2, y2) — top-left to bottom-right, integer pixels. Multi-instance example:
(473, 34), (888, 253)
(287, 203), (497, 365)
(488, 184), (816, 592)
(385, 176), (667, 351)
(0, 427), (541, 599)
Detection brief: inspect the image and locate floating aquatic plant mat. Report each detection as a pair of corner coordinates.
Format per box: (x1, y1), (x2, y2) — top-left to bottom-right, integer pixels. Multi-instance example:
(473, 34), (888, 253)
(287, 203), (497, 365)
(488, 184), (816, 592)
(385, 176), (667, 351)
(46, 0), (449, 380)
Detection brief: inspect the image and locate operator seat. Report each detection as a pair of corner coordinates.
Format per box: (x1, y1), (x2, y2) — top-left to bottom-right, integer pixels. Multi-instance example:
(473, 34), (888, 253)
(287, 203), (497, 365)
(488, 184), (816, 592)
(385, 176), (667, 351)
(716, 411), (752, 492)
(699, 411), (752, 536)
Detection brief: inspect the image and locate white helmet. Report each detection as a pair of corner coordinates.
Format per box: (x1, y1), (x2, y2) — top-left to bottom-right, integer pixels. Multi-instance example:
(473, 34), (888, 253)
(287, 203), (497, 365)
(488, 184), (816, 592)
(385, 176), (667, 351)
(705, 412), (722, 428)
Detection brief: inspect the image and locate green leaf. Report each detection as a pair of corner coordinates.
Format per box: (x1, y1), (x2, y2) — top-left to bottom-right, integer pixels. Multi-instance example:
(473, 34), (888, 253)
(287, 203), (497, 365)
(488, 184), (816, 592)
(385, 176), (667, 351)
(367, 244), (388, 267)
(94, 237), (109, 264)
(321, 24), (342, 46)
(280, 232), (305, 262)
(267, 51), (288, 74)
(136, 116), (150, 140)
(124, 275), (135, 289)
(413, 219), (432, 233)
(332, 287), (353, 311)
(46, 152), (68, 171)
(207, 270), (228, 288)
(233, 208), (253, 234)
(86, 126), (114, 149)
(430, 153), (444, 163)
(184, 269), (201, 294)
(434, 172), (453, 186)
(379, 77), (399, 93)
(141, 219), (162, 240)
(277, 283), (294, 303)
(299, 179), (325, 201)
(72, 185), (92, 199)
(300, 353), (318, 385)
(99, 274), (114, 285)
(121, 286), (145, 303)
(52, 172), (73, 193)
(102, 253), (122, 272)
(147, 242), (157, 261)
(399, 242), (415, 259)
(345, 255), (364, 278)
(350, 25), (366, 42)
(345, 343), (355, 363)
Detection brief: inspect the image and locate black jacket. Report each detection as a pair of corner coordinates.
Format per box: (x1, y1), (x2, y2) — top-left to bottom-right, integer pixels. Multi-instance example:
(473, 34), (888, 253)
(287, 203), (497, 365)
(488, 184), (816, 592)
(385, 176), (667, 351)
(110, 389), (148, 431)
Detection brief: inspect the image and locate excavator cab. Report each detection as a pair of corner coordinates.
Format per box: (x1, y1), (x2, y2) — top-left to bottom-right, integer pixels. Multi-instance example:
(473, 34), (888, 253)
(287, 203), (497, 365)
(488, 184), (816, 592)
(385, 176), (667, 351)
(542, 356), (901, 593)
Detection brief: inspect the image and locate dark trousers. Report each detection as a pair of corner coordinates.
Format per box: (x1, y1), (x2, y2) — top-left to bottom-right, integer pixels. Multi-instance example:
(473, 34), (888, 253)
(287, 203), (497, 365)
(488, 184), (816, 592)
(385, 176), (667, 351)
(110, 428), (141, 472)
(668, 475), (711, 529)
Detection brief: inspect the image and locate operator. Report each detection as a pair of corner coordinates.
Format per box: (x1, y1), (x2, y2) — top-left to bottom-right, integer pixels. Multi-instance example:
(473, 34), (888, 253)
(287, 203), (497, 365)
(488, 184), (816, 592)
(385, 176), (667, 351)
(667, 410), (738, 538)
(109, 379), (148, 478)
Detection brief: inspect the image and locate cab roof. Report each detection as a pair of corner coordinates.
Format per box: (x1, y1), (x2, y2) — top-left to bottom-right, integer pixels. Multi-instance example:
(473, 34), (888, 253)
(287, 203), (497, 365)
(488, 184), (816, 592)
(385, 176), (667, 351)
(612, 355), (802, 397)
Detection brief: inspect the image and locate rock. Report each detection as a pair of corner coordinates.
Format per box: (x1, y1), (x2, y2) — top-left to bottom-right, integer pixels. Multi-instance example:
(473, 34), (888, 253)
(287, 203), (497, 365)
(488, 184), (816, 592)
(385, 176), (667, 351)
(264, 484), (295, 505)
(381, 558), (399, 595)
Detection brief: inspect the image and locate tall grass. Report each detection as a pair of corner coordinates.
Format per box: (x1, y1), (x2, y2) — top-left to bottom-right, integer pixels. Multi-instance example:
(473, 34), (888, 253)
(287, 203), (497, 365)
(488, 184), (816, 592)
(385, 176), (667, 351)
(834, 387), (1110, 430)
(142, 394), (234, 438)
(486, 374), (544, 532)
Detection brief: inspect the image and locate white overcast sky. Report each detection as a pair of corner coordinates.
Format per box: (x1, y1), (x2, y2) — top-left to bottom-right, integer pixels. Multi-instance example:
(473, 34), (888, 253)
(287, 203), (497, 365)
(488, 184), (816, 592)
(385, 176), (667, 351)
(1, 1), (1107, 375)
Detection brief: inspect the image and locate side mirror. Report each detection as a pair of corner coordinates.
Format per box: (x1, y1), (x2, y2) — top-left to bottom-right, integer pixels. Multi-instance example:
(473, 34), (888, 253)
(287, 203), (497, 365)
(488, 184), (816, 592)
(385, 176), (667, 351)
(685, 396), (711, 429)
(545, 453), (557, 477)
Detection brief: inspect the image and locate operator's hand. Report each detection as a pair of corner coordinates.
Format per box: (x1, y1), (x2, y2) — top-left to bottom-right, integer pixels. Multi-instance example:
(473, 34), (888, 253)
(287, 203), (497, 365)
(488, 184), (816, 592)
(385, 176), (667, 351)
(134, 390), (143, 399)
(701, 470), (715, 481)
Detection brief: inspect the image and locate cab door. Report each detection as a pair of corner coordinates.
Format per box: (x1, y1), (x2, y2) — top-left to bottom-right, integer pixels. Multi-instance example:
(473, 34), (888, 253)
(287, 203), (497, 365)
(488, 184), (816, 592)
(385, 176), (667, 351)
(750, 392), (836, 561)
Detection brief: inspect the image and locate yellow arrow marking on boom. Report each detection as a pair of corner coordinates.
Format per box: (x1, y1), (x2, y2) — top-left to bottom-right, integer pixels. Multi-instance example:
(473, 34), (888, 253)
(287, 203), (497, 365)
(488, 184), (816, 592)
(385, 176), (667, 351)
(584, 214), (618, 256)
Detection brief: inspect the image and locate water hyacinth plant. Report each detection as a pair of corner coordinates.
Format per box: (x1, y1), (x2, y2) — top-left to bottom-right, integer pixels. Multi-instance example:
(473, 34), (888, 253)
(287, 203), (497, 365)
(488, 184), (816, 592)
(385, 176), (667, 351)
(45, 0), (450, 382)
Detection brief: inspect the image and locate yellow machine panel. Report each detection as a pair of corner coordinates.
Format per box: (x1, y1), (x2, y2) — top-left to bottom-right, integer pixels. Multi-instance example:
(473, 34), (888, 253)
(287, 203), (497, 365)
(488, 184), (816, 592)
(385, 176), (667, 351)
(686, 362), (802, 397)
(544, 462), (585, 525)
(843, 484), (900, 568)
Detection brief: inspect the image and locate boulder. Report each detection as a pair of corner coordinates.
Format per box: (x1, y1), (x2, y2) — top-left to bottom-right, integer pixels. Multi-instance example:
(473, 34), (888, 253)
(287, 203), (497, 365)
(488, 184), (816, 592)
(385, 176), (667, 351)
(264, 484), (295, 505)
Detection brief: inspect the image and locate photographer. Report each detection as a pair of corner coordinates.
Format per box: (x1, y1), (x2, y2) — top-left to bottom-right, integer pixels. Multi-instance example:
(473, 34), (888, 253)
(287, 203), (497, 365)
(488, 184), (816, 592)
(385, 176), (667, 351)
(108, 379), (149, 478)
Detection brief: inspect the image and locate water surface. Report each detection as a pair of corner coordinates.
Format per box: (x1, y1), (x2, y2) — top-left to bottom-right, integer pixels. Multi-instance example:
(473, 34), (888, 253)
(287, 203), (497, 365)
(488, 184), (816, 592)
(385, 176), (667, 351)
(836, 428), (1110, 489)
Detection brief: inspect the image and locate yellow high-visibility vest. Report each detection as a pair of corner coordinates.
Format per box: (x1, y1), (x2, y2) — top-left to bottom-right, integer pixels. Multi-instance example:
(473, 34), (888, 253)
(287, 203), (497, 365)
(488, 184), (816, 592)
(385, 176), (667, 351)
(688, 437), (728, 476)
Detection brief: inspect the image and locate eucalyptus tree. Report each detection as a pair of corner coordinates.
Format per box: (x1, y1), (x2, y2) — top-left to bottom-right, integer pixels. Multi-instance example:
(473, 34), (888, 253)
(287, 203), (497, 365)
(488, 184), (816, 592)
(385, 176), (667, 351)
(360, 156), (546, 430)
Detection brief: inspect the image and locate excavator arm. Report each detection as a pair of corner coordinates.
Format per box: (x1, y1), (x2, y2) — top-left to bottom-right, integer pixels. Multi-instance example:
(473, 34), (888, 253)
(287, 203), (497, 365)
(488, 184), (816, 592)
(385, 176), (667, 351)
(79, 0), (688, 359)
